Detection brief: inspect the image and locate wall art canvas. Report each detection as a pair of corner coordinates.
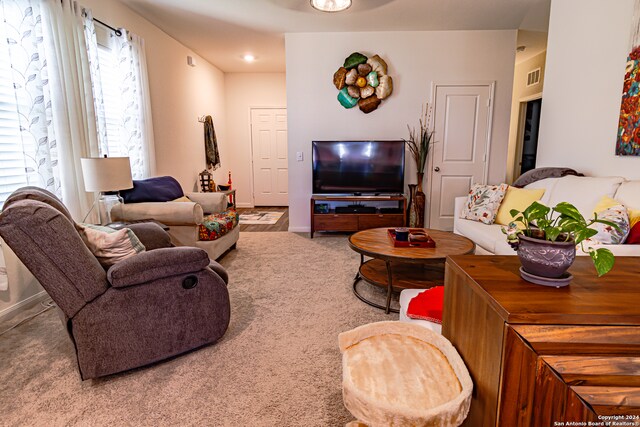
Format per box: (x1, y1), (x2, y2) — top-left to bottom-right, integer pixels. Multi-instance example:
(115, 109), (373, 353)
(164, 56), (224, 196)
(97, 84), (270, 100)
(616, 0), (640, 155)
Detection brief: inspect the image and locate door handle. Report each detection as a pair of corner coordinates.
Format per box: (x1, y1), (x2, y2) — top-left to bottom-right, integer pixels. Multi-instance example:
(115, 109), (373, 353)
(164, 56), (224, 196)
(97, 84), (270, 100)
(434, 167), (440, 172)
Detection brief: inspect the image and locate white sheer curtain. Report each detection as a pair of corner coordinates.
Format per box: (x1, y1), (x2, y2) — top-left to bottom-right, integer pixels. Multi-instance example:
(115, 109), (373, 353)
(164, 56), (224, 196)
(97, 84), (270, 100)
(113, 30), (155, 179)
(1, 0), (61, 198)
(41, 0), (99, 219)
(82, 8), (108, 156)
(1, 0), (100, 219)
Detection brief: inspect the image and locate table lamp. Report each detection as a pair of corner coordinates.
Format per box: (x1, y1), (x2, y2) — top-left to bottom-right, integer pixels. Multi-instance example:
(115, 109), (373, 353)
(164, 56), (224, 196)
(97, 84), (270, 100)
(81, 156), (133, 225)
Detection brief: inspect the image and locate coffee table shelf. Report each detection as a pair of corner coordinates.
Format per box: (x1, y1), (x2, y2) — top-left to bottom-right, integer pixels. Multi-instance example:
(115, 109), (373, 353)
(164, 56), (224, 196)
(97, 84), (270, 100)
(348, 228), (474, 313)
(359, 259), (444, 289)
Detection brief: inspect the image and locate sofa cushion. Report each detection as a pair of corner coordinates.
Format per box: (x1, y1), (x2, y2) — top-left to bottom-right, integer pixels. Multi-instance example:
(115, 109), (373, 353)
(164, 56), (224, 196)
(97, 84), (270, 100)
(524, 178), (559, 206)
(78, 224), (146, 268)
(593, 195), (640, 227)
(625, 222), (640, 244)
(614, 181), (640, 210)
(594, 195), (622, 214)
(460, 183), (508, 225)
(455, 219), (514, 255)
(198, 209), (239, 241)
(495, 186), (546, 226)
(543, 176), (625, 219)
(121, 176), (184, 203)
(590, 204), (630, 244)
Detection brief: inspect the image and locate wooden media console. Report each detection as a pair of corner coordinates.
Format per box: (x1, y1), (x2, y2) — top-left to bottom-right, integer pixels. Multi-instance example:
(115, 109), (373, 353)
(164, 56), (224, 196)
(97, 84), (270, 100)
(310, 195), (406, 238)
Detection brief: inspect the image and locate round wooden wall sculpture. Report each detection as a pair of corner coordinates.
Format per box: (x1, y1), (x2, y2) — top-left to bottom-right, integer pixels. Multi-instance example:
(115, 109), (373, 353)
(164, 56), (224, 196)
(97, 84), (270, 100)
(333, 52), (393, 114)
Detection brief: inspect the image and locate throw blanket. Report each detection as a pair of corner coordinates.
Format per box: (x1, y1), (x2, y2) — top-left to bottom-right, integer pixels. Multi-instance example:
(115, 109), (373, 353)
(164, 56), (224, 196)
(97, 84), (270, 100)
(204, 115), (221, 171)
(513, 167), (583, 188)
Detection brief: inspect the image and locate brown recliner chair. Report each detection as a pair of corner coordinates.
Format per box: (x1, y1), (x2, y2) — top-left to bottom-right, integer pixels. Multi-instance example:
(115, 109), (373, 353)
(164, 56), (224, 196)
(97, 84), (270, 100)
(0, 187), (230, 380)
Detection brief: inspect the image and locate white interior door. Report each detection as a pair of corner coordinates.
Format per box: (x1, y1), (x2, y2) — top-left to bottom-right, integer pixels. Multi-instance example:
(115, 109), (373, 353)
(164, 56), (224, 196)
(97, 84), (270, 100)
(251, 108), (288, 206)
(428, 83), (493, 230)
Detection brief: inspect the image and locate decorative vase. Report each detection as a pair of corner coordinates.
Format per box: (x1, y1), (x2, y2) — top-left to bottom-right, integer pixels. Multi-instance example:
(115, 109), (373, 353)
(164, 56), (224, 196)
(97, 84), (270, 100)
(407, 184), (417, 227)
(413, 173), (426, 228)
(517, 234), (576, 279)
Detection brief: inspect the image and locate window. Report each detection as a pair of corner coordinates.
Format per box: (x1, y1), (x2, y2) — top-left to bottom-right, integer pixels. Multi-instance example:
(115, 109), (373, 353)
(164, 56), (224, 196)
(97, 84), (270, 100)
(97, 44), (126, 157)
(94, 26), (126, 158)
(0, 34), (29, 205)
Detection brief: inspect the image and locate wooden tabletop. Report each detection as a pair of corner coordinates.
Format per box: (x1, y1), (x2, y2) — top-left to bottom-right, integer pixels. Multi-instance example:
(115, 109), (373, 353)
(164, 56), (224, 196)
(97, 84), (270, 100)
(348, 228), (475, 263)
(446, 256), (640, 325)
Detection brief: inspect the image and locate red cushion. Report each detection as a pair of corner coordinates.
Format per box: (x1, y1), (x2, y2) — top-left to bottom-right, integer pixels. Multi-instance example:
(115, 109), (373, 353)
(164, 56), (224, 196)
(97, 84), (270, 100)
(406, 286), (445, 323)
(626, 222), (640, 244)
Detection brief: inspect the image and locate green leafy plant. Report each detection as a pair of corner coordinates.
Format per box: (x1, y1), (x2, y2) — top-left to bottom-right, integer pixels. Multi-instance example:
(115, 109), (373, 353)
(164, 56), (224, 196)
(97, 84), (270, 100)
(502, 201), (619, 276)
(404, 103), (435, 174)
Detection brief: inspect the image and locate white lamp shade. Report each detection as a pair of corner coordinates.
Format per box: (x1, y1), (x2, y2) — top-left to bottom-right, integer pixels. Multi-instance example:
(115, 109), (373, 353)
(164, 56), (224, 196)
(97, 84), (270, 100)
(81, 157), (134, 192)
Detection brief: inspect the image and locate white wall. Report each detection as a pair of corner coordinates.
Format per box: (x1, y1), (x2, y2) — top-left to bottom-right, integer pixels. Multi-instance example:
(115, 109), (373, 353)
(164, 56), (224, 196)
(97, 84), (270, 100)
(224, 73), (287, 207)
(506, 50), (546, 183)
(537, 0), (637, 177)
(85, 0), (228, 191)
(0, 0), (229, 317)
(285, 30), (517, 232)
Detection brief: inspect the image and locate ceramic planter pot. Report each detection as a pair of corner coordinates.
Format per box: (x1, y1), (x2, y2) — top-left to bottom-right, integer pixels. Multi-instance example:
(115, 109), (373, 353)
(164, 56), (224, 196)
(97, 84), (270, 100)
(517, 234), (576, 279)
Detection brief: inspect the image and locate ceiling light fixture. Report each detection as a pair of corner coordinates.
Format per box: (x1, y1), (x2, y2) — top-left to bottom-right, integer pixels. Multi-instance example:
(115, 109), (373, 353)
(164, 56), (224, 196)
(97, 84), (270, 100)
(310, 0), (352, 13)
(243, 54), (256, 62)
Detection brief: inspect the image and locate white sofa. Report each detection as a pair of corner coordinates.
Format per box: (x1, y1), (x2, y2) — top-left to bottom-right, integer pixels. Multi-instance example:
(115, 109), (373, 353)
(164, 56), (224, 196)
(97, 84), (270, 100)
(453, 175), (640, 256)
(112, 191), (239, 261)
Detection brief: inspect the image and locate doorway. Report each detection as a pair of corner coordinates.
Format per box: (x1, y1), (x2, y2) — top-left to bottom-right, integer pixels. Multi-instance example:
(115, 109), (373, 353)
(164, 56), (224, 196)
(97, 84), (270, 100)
(250, 108), (288, 206)
(515, 98), (542, 177)
(428, 82), (495, 231)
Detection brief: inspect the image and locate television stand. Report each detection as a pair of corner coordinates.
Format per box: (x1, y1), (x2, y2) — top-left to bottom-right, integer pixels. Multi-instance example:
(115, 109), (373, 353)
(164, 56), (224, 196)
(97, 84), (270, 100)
(310, 195), (406, 238)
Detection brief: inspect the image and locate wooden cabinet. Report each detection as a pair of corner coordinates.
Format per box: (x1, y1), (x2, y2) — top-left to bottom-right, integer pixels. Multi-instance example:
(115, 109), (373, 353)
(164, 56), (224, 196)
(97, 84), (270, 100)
(314, 214), (358, 231)
(357, 214), (404, 229)
(310, 195), (406, 238)
(442, 256), (640, 426)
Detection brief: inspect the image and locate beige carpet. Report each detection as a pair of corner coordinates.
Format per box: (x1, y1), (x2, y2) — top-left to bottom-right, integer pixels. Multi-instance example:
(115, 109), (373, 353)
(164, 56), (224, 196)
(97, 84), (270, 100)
(0, 232), (397, 426)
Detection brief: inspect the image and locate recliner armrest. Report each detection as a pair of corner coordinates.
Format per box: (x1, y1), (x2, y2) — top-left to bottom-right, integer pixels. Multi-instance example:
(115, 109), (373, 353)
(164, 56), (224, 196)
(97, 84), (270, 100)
(112, 202), (204, 225)
(107, 247), (210, 288)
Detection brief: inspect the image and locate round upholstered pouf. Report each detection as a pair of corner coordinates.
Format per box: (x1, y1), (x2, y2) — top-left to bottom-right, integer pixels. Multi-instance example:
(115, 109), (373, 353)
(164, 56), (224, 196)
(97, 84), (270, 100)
(338, 321), (472, 427)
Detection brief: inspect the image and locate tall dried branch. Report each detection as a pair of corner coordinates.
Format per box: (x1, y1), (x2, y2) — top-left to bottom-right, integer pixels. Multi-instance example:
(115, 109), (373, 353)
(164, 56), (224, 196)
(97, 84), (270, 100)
(404, 102), (435, 174)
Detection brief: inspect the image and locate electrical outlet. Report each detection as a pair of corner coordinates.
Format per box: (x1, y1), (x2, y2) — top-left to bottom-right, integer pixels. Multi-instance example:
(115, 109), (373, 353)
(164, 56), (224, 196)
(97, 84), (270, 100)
(296, 152), (304, 161)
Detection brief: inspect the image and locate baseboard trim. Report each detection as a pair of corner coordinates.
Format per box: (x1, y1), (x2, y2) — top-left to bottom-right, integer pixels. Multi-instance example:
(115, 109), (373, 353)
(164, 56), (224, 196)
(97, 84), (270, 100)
(236, 203), (254, 208)
(288, 226), (310, 233)
(0, 290), (49, 322)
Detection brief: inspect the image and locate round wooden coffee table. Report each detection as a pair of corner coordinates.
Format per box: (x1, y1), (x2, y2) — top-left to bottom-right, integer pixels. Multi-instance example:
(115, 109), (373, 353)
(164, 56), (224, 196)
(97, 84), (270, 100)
(348, 228), (475, 313)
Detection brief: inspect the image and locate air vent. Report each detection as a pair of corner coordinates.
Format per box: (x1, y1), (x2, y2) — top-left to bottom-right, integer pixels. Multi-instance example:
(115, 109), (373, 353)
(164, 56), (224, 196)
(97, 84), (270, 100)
(527, 68), (541, 87)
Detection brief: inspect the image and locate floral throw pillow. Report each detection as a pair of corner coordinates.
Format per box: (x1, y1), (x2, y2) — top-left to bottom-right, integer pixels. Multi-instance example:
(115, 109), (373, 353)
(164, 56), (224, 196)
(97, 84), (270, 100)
(460, 183), (509, 225)
(590, 204), (630, 244)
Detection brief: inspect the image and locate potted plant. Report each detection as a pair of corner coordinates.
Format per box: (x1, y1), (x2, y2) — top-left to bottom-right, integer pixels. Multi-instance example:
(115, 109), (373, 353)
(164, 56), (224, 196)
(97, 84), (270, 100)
(502, 201), (618, 284)
(404, 103), (435, 228)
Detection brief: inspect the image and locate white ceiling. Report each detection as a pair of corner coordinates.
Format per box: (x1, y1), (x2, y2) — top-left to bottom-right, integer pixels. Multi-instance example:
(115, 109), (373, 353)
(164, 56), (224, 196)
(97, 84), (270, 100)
(120, 0), (551, 73)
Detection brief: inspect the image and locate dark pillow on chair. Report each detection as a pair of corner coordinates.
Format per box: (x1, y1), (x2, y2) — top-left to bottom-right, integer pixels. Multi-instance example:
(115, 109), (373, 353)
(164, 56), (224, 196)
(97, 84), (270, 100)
(120, 176), (184, 203)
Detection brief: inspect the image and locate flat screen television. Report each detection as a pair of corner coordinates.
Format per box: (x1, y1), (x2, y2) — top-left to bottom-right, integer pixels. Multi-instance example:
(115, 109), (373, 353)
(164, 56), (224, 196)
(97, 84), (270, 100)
(312, 140), (405, 194)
